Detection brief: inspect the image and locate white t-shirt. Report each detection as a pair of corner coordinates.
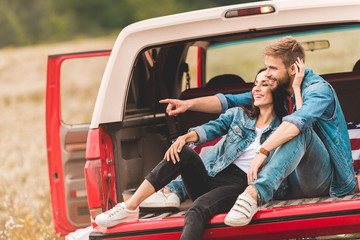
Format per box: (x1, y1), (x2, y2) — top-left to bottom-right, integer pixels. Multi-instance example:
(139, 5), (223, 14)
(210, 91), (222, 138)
(233, 127), (266, 174)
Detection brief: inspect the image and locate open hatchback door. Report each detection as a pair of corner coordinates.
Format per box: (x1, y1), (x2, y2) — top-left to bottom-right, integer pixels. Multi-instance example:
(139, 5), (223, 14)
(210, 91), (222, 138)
(46, 50), (111, 236)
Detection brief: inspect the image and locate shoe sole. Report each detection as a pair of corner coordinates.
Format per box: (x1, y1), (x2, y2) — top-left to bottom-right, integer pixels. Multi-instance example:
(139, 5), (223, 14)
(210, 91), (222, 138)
(224, 216), (251, 227)
(139, 201), (180, 209)
(140, 206), (179, 213)
(224, 208), (258, 227)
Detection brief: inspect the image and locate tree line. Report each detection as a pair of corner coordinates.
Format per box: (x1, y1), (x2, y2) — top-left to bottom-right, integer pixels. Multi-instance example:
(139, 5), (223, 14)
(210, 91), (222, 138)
(0, 0), (260, 49)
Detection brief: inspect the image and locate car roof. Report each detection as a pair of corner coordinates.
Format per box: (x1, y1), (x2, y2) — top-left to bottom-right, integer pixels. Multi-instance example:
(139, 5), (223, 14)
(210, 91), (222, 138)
(90, 0), (360, 128)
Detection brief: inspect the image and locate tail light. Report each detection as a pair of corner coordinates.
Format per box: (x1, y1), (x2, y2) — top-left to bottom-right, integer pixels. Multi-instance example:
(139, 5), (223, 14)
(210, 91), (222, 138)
(85, 159), (104, 220)
(85, 127), (116, 222)
(225, 5), (275, 18)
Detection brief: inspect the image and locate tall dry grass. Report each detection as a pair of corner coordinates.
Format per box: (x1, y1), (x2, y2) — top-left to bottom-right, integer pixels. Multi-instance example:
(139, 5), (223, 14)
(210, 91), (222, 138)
(0, 37), (115, 240)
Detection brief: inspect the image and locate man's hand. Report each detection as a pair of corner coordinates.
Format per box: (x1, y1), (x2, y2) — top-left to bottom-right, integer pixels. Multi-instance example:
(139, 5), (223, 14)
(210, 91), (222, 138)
(247, 153), (267, 184)
(292, 57), (305, 90)
(159, 99), (190, 116)
(160, 96), (223, 115)
(292, 57), (305, 110)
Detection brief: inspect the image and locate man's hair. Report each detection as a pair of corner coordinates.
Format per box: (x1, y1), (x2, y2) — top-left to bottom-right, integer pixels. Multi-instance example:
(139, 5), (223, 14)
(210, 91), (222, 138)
(263, 36), (305, 68)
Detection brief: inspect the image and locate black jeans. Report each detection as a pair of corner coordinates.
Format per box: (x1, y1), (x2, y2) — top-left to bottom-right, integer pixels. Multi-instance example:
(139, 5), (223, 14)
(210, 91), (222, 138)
(145, 146), (248, 240)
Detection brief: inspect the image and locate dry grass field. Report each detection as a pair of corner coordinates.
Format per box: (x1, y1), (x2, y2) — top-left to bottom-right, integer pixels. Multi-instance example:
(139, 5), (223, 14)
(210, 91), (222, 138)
(0, 37), (115, 240)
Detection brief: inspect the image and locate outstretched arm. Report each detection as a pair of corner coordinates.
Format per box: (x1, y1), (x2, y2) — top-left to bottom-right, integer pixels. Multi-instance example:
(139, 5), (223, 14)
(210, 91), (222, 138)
(159, 96), (222, 116)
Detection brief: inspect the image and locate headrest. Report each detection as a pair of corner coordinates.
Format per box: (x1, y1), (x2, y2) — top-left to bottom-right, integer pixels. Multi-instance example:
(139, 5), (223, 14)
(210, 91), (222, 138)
(206, 74), (245, 87)
(353, 59), (360, 72)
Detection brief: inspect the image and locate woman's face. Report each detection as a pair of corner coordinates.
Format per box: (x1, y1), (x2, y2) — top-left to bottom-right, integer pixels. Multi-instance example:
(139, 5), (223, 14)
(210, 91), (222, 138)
(252, 71), (274, 107)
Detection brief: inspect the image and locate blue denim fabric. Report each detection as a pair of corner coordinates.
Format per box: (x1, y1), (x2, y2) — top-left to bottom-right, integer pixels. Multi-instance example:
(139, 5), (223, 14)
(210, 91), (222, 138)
(190, 107), (280, 177)
(216, 92), (252, 112)
(219, 69), (356, 197)
(167, 107), (280, 201)
(167, 175), (187, 202)
(253, 127), (332, 205)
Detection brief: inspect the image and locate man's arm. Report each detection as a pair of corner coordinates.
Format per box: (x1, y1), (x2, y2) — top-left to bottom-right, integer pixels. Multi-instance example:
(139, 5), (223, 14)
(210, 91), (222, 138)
(160, 91), (253, 116)
(247, 121), (300, 184)
(262, 121), (300, 151)
(160, 96), (222, 116)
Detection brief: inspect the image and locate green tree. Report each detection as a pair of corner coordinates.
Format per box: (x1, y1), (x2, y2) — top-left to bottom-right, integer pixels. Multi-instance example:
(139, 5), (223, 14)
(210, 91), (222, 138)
(0, 0), (262, 48)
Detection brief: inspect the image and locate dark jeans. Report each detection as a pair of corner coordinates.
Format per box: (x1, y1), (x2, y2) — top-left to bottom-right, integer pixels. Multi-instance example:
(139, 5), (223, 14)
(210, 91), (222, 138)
(145, 146), (248, 240)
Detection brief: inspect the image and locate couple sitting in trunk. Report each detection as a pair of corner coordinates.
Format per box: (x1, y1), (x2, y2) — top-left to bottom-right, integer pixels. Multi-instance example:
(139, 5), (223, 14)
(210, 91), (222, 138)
(95, 36), (356, 240)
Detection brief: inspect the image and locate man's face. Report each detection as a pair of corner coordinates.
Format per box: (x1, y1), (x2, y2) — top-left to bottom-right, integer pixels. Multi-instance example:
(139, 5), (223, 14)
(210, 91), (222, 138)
(264, 55), (291, 90)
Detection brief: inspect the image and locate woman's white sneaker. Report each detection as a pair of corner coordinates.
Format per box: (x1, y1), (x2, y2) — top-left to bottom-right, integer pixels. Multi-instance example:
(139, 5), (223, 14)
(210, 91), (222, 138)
(224, 192), (258, 227)
(95, 202), (139, 227)
(139, 190), (180, 209)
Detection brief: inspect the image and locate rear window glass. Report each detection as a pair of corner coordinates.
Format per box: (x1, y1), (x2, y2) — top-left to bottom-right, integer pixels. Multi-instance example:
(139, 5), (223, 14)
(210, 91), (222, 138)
(206, 26), (360, 83)
(61, 55), (108, 124)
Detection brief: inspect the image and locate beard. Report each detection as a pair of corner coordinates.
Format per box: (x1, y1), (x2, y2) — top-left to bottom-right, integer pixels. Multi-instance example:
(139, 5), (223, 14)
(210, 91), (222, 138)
(271, 73), (291, 90)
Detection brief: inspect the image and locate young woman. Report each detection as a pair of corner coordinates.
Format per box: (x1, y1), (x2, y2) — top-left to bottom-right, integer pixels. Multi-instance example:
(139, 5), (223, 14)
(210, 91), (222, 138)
(95, 67), (302, 239)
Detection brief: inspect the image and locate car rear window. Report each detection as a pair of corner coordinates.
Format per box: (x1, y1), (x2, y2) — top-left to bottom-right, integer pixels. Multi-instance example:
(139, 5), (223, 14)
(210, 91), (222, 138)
(206, 25), (360, 83)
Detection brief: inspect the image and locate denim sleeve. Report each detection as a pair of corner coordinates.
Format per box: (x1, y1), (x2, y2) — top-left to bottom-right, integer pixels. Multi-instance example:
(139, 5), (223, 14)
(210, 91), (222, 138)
(283, 81), (334, 131)
(167, 176), (187, 202)
(216, 91), (252, 113)
(189, 126), (207, 145)
(189, 108), (236, 145)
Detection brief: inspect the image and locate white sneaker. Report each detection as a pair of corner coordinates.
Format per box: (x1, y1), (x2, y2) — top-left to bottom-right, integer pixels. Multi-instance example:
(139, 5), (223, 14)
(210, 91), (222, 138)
(224, 192), (258, 227)
(139, 190), (180, 209)
(95, 202), (139, 227)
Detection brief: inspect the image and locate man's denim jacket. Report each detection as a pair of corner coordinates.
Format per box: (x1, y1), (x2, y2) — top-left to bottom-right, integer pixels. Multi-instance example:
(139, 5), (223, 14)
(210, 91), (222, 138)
(167, 107), (280, 201)
(217, 69), (356, 197)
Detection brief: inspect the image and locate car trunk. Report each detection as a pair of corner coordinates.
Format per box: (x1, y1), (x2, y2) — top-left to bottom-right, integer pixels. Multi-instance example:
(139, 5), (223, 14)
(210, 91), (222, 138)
(90, 23), (360, 239)
(90, 70), (360, 239)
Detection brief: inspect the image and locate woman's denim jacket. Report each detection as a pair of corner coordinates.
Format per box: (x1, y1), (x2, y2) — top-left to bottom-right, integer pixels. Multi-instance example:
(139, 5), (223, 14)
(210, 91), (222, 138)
(167, 107), (280, 201)
(217, 69), (356, 197)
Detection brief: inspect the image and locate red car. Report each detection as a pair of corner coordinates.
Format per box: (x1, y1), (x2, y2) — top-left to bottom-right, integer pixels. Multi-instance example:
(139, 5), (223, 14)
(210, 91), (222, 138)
(46, 0), (360, 239)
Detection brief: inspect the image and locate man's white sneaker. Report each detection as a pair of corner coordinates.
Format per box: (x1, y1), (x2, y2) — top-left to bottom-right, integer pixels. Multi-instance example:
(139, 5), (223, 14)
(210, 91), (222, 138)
(139, 190), (180, 209)
(95, 202), (139, 227)
(224, 192), (258, 227)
